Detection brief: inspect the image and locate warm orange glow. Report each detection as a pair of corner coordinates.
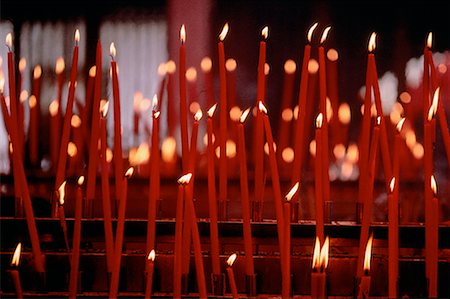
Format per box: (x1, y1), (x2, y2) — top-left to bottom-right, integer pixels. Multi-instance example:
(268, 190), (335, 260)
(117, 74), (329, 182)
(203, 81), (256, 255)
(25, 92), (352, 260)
(110, 42), (116, 58)
(55, 57), (65, 74)
(281, 108), (293, 122)
(134, 91), (143, 111)
(71, 114), (82, 128)
(312, 237), (321, 270)
(49, 100), (59, 116)
(189, 101), (200, 114)
(125, 167), (134, 178)
(162, 137), (177, 162)
(78, 176), (85, 186)
(58, 181), (67, 205)
(285, 182), (300, 201)
(437, 64), (447, 74)
(293, 105), (299, 120)
(308, 59), (319, 74)
(320, 26), (331, 44)
(412, 143), (424, 160)
(284, 59), (296, 74)
(326, 98), (333, 123)
(201, 57), (212, 72)
(427, 87), (440, 121)
(333, 144), (346, 160)
(178, 173), (193, 185)
(226, 58), (237, 72)
(399, 91), (411, 103)
(106, 148), (113, 163)
(89, 66), (96, 77)
(319, 237), (329, 270)
(396, 118), (406, 133)
(368, 32), (377, 52)
(148, 249), (156, 262)
(307, 22), (319, 43)
(194, 109), (203, 121)
(226, 140), (237, 158)
(405, 129), (416, 148)
(264, 63), (270, 75)
(227, 253), (237, 267)
(19, 58), (26, 72)
(427, 32), (433, 48)
(346, 143), (359, 163)
(29, 95), (37, 109)
(431, 175), (437, 195)
(166, 60), (176, 74)
(11, 243), (21, 267)
(5, 33), (12, 49)
(363, 234), (373, 272)
(180, 24), (186, 43)
(264, 142), (277, 155)
(219, 23), (229, 41)
(186, 67), (197, 82)
(258, 101), (267, 114)
(157, 63), (167, 76)
(338, 103), (351, 124)
(261, 26), (269, 39)
(19, 90), (28, 103)
(67, 142), (78, 157)
(282, 147), (294, 163)
(100, 100), (109, 118)
(240, 108), (251, 123)
(341, 160), (354, 180)
(129, 143), (150, 166)
(207, 103), (218, 118)
(316, 113), (323, 128)
(33, 65), (42, 79)
(327, 49), (339, 61)
(309, 140), (316, 157)
(229, 106), (241, 121)
(389, 177), (396, 193)
(75, 29), (80, 43)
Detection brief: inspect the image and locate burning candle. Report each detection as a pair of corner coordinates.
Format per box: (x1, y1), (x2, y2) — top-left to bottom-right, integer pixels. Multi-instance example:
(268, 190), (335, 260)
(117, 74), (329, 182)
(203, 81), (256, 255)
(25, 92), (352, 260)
(201, 57), (214, 108)
(55, 56), (65, 110)
(57, 181), (70, 254)
(358, 234), (373, 299)
(428, 175), (439, 298)
(110, 42), (124, 201)
(387, 177), (399, 298)
(179, 25), (189, 172)
(69, 176), (84, 299)
(0, 81), (11, 134)
(226, 253), (239, 299)
(49, 100), (60, 169)
(8, 243), (23, 299)
(311, 236), (329, 299)
(145, 249), (156, 299)
(28, 95), (39, 165)
(292, 23), (318, 186)
(218, 23), (229, 220)
(55, 30), (79, 196)
(226, 58), (237, 111)
(147, 95), (160, 253)
(315, 113), (325, 243)
(206, 104), (221, 276)
(166, 60), (177, 137)
(109, 167), (134, 299)
(283, 182), (299, 299)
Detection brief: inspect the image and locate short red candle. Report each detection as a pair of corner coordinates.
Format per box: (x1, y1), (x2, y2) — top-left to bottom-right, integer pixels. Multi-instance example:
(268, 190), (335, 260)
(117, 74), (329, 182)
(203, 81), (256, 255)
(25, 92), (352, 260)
(226, 254), (239, 299)
(9, 243), (23, 299)
(173, 177), (187, 298)
(145, 250), (155, 298)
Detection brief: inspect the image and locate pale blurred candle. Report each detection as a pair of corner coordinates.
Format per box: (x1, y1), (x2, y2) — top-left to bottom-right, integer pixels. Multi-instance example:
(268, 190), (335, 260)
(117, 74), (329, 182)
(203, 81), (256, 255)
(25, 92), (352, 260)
(49, 100), (60, 169)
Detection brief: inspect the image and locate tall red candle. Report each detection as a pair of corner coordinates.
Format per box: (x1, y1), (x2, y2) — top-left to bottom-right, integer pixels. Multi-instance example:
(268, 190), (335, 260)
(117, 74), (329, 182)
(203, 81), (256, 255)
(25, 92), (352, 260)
(55, 30), (79, 194)
(17, 59), (26, 156)
(201, 57), (214, 108)
(226, 254), (239, 299)
(277, 59), (296, 157)
(237, 108), (255, 276)
(314, 113), (324, 244)
(387, 177), (398, 299)
(9, 243), (23, 299)
(179, 25), (189, 172)
(0, 89), (11, 134)
(145, 250), (156, 299)
(358, 234), (373, 299)
(55, 56), (65, 114)
(283, 183), (299, 299)
(428, 176), (439, 298)
(28, 95), (39, 165)
(207, 104), (221, 275)
(218, 23), (229, 219)
(69, 176), (84, 299)
(166, 60), (177, 137)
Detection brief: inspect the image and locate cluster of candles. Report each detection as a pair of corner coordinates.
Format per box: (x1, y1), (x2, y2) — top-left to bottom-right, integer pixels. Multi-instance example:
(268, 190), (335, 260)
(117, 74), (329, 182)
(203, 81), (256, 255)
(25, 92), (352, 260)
(1, 20), (446, 298)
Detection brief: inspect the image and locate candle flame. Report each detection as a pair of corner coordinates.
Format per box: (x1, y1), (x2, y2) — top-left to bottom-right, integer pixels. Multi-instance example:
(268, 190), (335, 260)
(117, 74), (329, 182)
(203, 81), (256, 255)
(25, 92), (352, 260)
(431, 175), (437, 195)
(320, 26), (331, 44)
(20, 90), (29, 103)
(316, 113), (323, 128)
(261, 26), (269, 40)
(166, 60), (176, 74)
(55, 57), (65, 74)
(11, 243), (21, 267)
(78, 176), (85, 186)
(284, 59), (296, 74)
(226, 58), (237, 72)
(396, 117), (405, 132)
(152, 94), (158, 111)
(426, 32), (433, 48)
(307, 22), (319, 43)
(58, 181), (67, 205)
(338, 103), (351, 124)
(89, 66), (96, 77)
(67, 142), (78, 157)
(376, 116), (381, 126)
(258, 101), (267, 114)
(312, 236), (321, 270)
(100, 100), (109, 118)
(285, 182), (300, 201)
(49, 100), (59, 116)
(368, 32), (377, 52)
(19, 58), (26, 72)
(427, 87), (440, 121)
(240, 108), (251, 123)
(110, 42), (116, 58)
(29, 95), (37, 108)
(227, 253), (237, 266)
(389, 177), (396, 193)
(154, 111), (161, 119)
(200, 57), (212, 72)
(157, 62), (167, 76)
(162, 137), (177, 162)
(207, 103), (217, 118)
(177, 173), (193, 185)
(75, 29), (80, 43)
(5, 33), (12, 49)
(148, 249), (156, 261)
(71, 114), (82, 128)
(125, 167), (134, 178)
(219, 23), (229, 41)
(319, 236), (329, 270)
(33, 65), (42, 79)
(194, 109), (203, 121)
(363, 234), (373, 272)
(180, 24), (186, 44)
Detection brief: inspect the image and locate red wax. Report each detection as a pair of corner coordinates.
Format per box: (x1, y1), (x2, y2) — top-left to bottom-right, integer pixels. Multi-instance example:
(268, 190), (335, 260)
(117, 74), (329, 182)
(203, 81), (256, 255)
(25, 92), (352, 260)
(282, 201), (291, 299)
(314, 126), (324, 244)
(28, 96), (39, 166)
(218, 40), (228, 213)
(358, 275), (371, 298)
(179, 42), (189, 172)
(145, 260), (154, 298)
(424, 121), (433, 280)
(147, 112), (160, 253)
(311, 272), (326, 299)
(8, 269), (23, 299)
(173, 184), (184, 298)
(111, 59), (124, 202)
(69, 183), (83, 298)
(226, 266), (239, 299)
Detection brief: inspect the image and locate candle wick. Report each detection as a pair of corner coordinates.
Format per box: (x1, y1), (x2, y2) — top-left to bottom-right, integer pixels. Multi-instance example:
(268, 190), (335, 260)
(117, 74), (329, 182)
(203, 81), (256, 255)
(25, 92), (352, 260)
(110, 54), (115, 61)
(6, 44), (11, 52)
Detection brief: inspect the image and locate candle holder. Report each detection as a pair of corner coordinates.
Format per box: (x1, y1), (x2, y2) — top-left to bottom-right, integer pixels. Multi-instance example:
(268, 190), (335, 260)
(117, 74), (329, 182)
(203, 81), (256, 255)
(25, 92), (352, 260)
(356, 202), (364, 224)
(211, 273), (225, 296)
(245, 273), (257, 297)
(252, 201), (263, 222)
(324, 200), (333, 223)
(14, 196), (24, 218)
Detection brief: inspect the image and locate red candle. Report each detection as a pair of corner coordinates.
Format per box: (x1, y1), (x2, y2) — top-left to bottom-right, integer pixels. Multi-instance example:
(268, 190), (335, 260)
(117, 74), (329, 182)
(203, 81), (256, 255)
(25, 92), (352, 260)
(314, 113), (324, 244)
(109, 167), (134, 299)
(145, 250), (156, 298)
(49, 100), (60, 169)
(218, 23), (229, 219)
(226, 58), (237, 111)
(55, 30), (79, 192)
(147, 96), (160, 253)
(253, 27), (268, 222)
(292, 22), (318, 188)
(387, 177), (398, 299)
(278, 59), (296, 154)
(55, 56), (65, 112)
(109, 42), (124, 202)
(358, 234), (373, 299)
(86, 40), (103, 215)
(207, 104), (221, 275)
(17, 59), (26, 156)
(326, 48), (340, 148)
(71, 115), (84, 169)
(428, 176), (439, 298)
(186, 67), (198, 106)
(9, 243), (23, 299)
(226, 254), (239, 299)
(28, 95), (39, 165)
(179, 25), (189, 172)
(201, 57), (214, 108)
(69, 176), (84, 299)
(337, 103), (351, 147)
(166, 60), (177, 137)
(0, 89), (11, 134)
(311, 236), (329, 299)
(237, 108), (255, 276)
(57, 181), (70, 254)
(83, 66), (96, 144)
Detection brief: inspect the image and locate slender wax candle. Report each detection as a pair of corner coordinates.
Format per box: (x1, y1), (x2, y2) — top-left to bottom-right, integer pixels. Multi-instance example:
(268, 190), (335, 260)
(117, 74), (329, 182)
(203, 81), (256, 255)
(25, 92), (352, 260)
(226, 254), (239, 299)
(358, 234), (373, 299)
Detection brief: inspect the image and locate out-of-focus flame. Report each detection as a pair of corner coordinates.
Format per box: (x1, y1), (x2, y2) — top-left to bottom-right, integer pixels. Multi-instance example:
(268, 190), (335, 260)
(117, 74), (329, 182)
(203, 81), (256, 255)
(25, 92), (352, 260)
(219, 23), (229, 41)
(307, 22), (319, 43)
(285, 182), (300, 201)
(229, 106), (241, 121)
(125, 167), (134, 178)
(152, 94), (158, 111)
(312, 236), (321, 270)
(258, 101), (267, 114)
(207, 103), (217, 118)
(29, 95), (37, 109)
(431, 175), (437, 195)
(368, 32), (377, 52)
(282, 108), (293, 122)
(363, 234), (373, 272)
(227, 253), (237, 267)
(19, 58), (26, 72)
(6, 33), (12, 49)
(240, 108), (251, 123)
(162, 137), (176, 162)
(67, 142), (77, 157)
(338, 103), (351, 125)
(308, 59), (319, 74)
(157, 62), (167, 76)
(284, 59), (296, 74)
(148, 249), (156, 261)
(309, 140), (316, 157)
(194, 109), (203, 121)
(180, 24), (186, 43)
(282, 147), (294, 163)
(78, 176), (85, 186)
(412, 143), (424, 160)
(333, 144), (346, 160)
(20, 90), (29, 103)
(264, 142), (277, 155)
(427, 32), (433, 49)
(261, 26), (269, 39)
(327, 49), (339, 62)
(129, 143), (150, 166)
(58, 181), (67, 205)
(396, 118), (405, 133)
(178, 173), (192, 185)
(89, 66), (96, 77)
(166, 60), (176, 74)
(0, 74), (4, 93)
(264, 63), (270, 75)
(75, 29), (80, 43)
(389, 177), (396, 193)
(201, 57), (212, 72)
(226, 58), (237, 72)
(71, 114), (82, 128)
(427, 87), (440, 121)
(55, 57), (65, 74)
(226, 140), (237, 158)
(186, 67), (197, 82)
(320, 26), (331, 44)
(11, 243), (21, 267)
(316, 113), (323, 128)
(100, 100), (109, 118)
(189, 101), (200, 115)
(33, 65), (42, 79)
(110, 42), (116, 58)
(49, 100), (59, 116)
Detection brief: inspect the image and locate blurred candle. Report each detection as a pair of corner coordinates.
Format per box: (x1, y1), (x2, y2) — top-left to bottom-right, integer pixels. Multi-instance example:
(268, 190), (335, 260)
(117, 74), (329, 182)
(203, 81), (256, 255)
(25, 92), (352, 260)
(28, 95), (39, 165)
(226, 254), (238, 299)
(387, 177), (398, 298)
(166, 60), (177, 137)
(57, 181), (70, 253)
(49, 100), (60, 169)
(226, 58), (237, 111)
(201, 57), (214, 108)
(358, 234), (373, 299)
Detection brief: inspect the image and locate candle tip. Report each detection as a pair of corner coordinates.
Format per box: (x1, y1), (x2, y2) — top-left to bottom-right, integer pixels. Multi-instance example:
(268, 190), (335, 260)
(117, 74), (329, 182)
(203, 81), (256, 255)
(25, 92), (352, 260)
(320, 26), (331, 44)
(5, 33), (12, 49)
(307, 22), (319, 43)
(152, 94), (158, 111)
(316, 113), (323, 128)
(258, 101), (268, 114)
(396, 118), (406, 132)
(78, 176), (85, 186)
(389, 177), (396, 193)
(285, 182), (300, 201)
(319, 236), (330, 270)
(363, 233), (373, 272)
(240, 107), (251, 123)
(194, 108), (203, 121)
(125, 167), (134, 178)
(58, 181), (67, 205)
(55, 57), (65, 74)
(312, 237), (321, 270)
(33, 65), (42, 79)
(261, 26), (269, 40)
(431, 175), (437, 195)
(180, 24), (186, 43)
(148, 249), (156, 261)
(207, 103), (218, 117)
(178, 173), (193, 185)
(11, 243), (21, 267)
(368, 32), (377, 52)
(75, 29), (80, 43)
(227, 253), (237, 266)
(426, 32), (433, 48)
(201, 57), (212, 72)
(427, 87), (440, 121)
(110, 42), (116, 58)
(100, 100), (109, 117)
(219, 23), (229, 41)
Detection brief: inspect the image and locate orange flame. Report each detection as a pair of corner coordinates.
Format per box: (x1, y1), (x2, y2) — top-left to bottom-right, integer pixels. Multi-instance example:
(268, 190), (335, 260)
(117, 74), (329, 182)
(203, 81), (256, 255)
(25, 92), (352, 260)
(338, 103), (351, 125)
(166, 60), (176, 74)
(180, 24), (186, 43)
(396, 118), (406, 133)
(312, 237), (321, 270)
(19, 58), (26, 72)
(363, 234), (373, 272)
(178, 173), (193, 185)
(125, 167), (134, 178)
(194, 109), (203, 121)
(75, 29), (80, 43)
(261, 26), (269, 39)
(284, 59), (296, 74)
(227, 253), (237, 267)
(226, 58), (237, 72)
(219, 23), (229, 41)
(110, 42), (116, 58)
(67, 142), (78, 157)
(285, 182), (300, 201)
(201, 57), (212, 72)
(320, 26), (331, 44)
(71, 114), (82, 128)
(258, 101), (267, 114)
(78, 176), (85, 186)
(307, 22), (319, 43)
(58, 181), (67, 205)
(389, 177), (396, 193)
(49, 100), (59, 116)
(29, 95), (37, 109)
(148, 249), (156, 262)
(161, 137), (177, 162)
(427, 32), (433, 49)
(431, 175), (437, 195)
(240, 108), (251, 123)
(368, 32), (377, 52)
(11, 243), (21, 267)
(319, 236), (329, 270)
(5, 33), (12, 49)
(89, 66), (96, 77)
(33, 65), (42, 79)
(316, 113), (323, 128)
(55, 57), (65, 74)
(427, 87), (440, 121)
(100, 100), (109, 118)
(207, 103), (217, 118)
